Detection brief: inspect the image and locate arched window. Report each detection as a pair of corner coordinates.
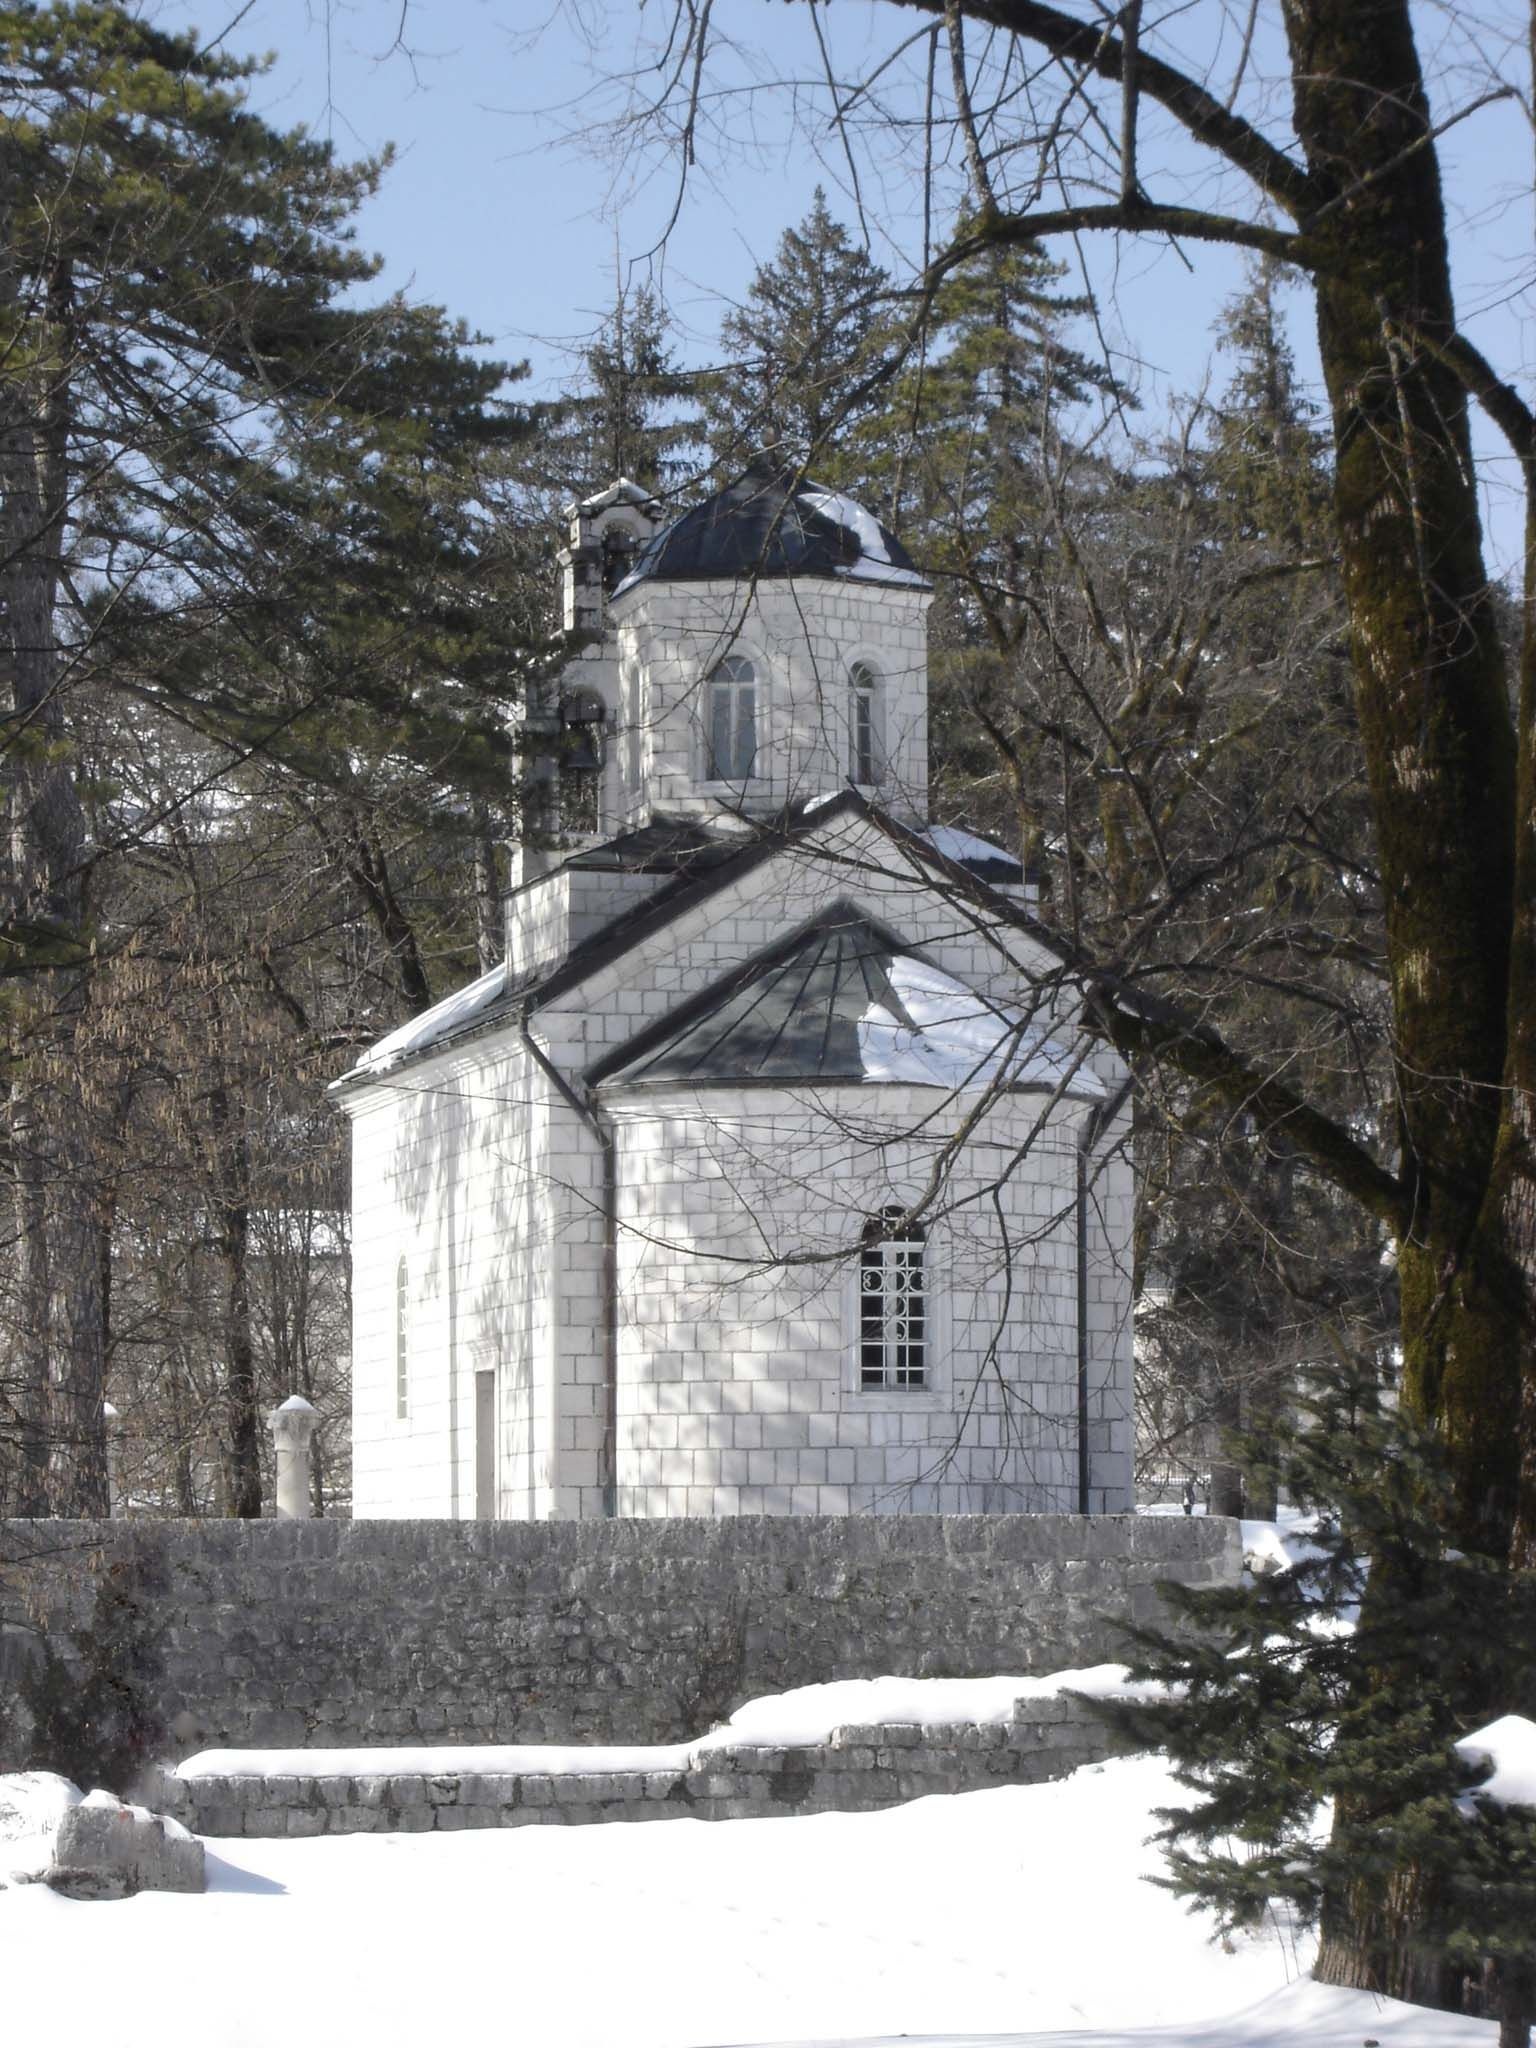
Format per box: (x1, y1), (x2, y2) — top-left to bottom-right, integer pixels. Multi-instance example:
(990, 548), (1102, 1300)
(559, 688), (606, 834)
(859, 1206), (926, 1388)
(395, 1257), (410, 1420)
(705, 655), (757, 782)
(849, 660), (882, 785)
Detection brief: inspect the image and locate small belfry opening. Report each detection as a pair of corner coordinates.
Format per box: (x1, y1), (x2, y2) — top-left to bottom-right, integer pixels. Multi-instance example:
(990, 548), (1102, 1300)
(558, 687), (607, 836)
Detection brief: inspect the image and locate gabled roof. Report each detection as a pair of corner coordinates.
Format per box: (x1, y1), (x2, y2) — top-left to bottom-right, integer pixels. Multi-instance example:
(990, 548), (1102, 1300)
(612, 465), (927, 595)
(332, 795), (1073, 1090)
(590, 903), (1104, 1097)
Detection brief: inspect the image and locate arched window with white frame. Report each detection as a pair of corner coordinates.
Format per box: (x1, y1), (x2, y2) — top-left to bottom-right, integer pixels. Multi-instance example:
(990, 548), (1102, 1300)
(705, 655), (757, 782)
(859, 1206), (926, 1388)
(849, 660), (882, 786)
(395, 1257), (410, 1420)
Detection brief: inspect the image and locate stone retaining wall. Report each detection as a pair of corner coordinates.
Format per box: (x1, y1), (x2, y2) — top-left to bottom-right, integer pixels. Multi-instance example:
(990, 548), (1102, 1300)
(151, 1695), (1123, 1838)
(0, 1515), (1236, 1765)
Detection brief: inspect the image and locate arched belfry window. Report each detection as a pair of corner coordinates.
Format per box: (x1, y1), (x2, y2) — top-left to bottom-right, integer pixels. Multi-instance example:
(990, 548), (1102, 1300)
(705, 655), (757, 782)
(849, 660), (882, 786)
(859, 1206), (926, 1388)
(559, 688), (606, 834)
(395, 1257), (410, 1419)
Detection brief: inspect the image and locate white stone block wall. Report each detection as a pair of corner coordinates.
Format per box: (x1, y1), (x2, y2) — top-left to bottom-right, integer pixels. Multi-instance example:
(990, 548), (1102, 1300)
(603, 1084), (1101, 1515)
(345, 821), (1134, 1523)
(347, 1035), (562, 1521)
(609, 577), (931, 826)
(1082, 1099), (1136, 1512)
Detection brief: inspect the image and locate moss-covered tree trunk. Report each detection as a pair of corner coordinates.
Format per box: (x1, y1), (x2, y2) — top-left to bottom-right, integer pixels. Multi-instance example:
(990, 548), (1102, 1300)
(1281, 0), (1520, 1553)
(1276, 0), (1528, 1998)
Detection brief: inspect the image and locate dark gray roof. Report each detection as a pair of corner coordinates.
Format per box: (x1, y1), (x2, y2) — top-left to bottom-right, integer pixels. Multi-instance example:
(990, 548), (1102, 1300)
(334, 796), (1076, 1090)
(590, 908), (916, 1086)
(590, 902), (1105, 1097)
(613, 466), (924, 593)
(562, 817), (729, 875)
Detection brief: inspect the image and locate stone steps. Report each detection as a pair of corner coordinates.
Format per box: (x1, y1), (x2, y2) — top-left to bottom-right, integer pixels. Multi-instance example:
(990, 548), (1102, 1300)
(153, 1697), (1125, 1839)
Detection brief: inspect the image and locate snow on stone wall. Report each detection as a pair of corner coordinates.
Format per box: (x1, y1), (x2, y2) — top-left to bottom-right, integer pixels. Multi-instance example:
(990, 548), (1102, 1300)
(151, 1693), (1123, 1838)
(0, 1516), (1237, 1763)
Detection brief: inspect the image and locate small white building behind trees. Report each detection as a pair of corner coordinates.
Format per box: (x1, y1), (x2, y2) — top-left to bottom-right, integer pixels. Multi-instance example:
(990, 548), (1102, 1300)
(333, 467), (1134, 1519)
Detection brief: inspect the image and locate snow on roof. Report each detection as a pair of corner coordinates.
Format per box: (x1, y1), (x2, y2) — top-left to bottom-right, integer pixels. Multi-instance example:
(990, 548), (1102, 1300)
(612, 466), (928, 597)
(1456, 1715), (1536, 1810)
(334, 961), (509, 1086)
(594, 910), (1102, 1097)
(796, 485), (929, 588)
(573, 476), (656, 516)
(920, 823), (1026, 881)
(862, 954), (1104, 1096)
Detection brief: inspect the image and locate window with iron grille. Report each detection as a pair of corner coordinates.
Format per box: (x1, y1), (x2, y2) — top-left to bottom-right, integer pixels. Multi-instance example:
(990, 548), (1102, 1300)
(706, 655), (757, 781)
(859, 1206), (926, 1388)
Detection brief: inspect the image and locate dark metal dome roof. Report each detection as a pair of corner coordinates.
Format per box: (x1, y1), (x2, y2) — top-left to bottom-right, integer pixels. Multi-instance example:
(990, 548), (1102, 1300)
(613, 465), (926, 595)
(590, 904), (1102, 1095)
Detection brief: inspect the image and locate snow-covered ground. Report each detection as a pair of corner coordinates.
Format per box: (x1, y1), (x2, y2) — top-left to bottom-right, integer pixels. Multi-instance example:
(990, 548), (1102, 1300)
(1, 1748), (1497, 2047)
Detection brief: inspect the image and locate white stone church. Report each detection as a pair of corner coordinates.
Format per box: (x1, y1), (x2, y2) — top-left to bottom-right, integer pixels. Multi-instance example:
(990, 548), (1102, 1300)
(334, 467), (1134, 1520)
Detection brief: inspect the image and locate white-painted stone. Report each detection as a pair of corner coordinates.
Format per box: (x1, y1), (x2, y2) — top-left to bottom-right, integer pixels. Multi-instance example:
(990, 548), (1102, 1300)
(270, 1396), (319, 1520)
(334, 475), (1135, 1522)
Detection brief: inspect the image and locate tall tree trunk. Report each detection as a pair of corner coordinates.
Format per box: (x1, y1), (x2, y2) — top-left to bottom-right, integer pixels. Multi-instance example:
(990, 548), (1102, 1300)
(0, 240), (108, 1517)
(471, 803), (503, 973)
(210, 1083), (261, 1518)
(1282, 0), (1520, 1551)
(7, 1087), (51, 1517)
(1277, 0), (1524, 1997)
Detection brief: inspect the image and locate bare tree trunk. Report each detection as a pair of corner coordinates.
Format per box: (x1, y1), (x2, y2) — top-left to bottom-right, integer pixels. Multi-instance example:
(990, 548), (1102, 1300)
(210, 1083), (261, 1518)
(8, 1092), (50, 1516)
(472, 804), (502, 973)
(0, 240), (108, 1518)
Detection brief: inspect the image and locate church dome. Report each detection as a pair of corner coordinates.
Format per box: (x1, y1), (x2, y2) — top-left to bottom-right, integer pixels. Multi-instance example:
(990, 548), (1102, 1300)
(612, 465), (927, 595)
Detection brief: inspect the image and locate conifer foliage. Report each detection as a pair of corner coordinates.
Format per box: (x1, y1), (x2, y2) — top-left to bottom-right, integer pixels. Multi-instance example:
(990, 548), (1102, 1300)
(1102, 1365), (1536, 2042)
(704, 189), (897, 475)
(0, 1), (543, 1515)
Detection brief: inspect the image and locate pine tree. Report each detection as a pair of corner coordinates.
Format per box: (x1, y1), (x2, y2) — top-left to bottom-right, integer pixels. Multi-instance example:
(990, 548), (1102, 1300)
(703, 190), (897, 476)
(880, 223), (1124, 863)
(0, 1), (543, 1514)
(1101, 1361), (1536, 2044)
(551, 285), (703, 497)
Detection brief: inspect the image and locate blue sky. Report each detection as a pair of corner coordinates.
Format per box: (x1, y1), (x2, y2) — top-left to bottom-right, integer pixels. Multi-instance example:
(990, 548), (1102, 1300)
(156, 0), (1532, 572)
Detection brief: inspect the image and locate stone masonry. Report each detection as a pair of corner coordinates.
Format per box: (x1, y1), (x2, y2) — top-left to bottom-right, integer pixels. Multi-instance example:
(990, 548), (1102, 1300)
(151, 1692), (1122, 1839)
(0, 1515), (1237, 1765)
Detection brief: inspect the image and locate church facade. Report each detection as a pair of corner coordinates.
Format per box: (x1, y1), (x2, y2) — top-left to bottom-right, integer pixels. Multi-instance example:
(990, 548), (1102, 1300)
(333, 469), (1135, 1520)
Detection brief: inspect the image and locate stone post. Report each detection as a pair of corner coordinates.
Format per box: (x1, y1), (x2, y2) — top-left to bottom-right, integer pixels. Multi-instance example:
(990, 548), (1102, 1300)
(270, 1396), (319, 1520)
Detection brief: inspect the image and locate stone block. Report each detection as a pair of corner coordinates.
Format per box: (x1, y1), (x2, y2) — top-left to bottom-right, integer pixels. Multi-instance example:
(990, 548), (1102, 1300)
(47, 1792), (204, 1900)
